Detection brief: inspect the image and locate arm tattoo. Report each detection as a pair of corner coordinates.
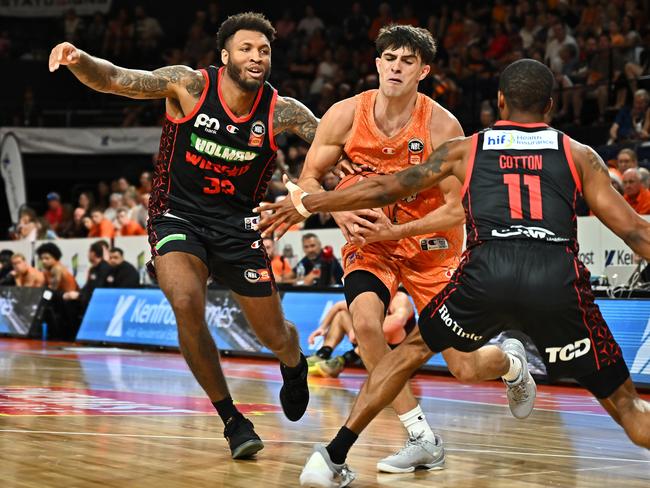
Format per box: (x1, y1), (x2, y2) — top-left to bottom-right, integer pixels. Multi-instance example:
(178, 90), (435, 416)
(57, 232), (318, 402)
(586, 147), (609, 175)
(69, 53), (204, 100)
(396, 143), (449, 191)
(273, 96), (319, 143)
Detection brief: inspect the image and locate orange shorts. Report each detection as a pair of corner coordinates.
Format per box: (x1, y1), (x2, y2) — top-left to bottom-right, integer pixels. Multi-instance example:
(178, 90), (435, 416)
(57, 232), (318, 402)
(342, 242), (460, 312)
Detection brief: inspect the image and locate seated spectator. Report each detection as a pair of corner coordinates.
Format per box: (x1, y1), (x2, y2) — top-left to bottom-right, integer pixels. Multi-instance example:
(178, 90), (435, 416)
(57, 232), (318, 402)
(77, 191), (95, 213)
(263, 237), (293, 283)
(307, 291), (415, 377)
(304, 212), (338, 229)
(133, 5), (163, 55)
(0, 250), (15, 285)
(106, 247), (140, 288)
(610, 89), (650, 144)
(62, 241), (111, 312)
(44, 192), (63, 231)
(11, 253), (45, 287)
(36, 242), (78, 293)
(294, 233), (343, 287)
(297, 5), (325, 38)
(36, 217), (58, 240)
(104, 192), (124, 222)
(623, 168), (650, 214)
(115, 207), (146, 236)
(138, 171), (152, 195)
(15, 207), (38, 241)
(88, 208), (115, 238)
(616, 148), (639, 178)
(59, 207), (88, 238)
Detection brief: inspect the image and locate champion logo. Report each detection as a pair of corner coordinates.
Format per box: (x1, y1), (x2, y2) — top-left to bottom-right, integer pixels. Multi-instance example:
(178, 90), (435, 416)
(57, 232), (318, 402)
(382, 147), (395, 155)
(226, 125), (239, 134)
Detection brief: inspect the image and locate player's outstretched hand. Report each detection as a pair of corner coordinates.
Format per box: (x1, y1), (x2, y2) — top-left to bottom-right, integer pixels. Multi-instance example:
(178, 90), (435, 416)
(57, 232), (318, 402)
(255, 197), (304, 239)
(49, 42), (81, 72)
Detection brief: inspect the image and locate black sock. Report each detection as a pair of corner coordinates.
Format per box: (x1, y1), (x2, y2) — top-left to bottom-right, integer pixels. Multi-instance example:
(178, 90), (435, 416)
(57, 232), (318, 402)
(342, 349), (360, 366)
(326, 426), (358, 465)
(316, 346), (333, 359)
(213, 396), (241, 425)
(281, 352), (306, 379)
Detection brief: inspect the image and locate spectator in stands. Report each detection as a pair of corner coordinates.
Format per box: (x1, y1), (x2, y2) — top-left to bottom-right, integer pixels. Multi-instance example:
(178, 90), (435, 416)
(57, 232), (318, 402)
(11, 253), (45, 287)
(519, 14), (541, 50)
(275, 9), (296, 41)
(103, 7), (133, 60)
(184, 23), (212, 66)
(546, 23), (578, 73)
(343, 2), (370, 45)
(59, 207), (88, 238)
(0, 250), (15, 285)
(44, 192), (63, 231)
(36, 217), (58, 240)
(138, 171), (152, 195)
(294, 233), (343, 287)
(62, 241), (111, 311)
(368, 2), (392, 41)
(36, 242), (78, 293)
(133, 5), (163, 56)
(0, 30), (11, 59)
(104, 192), (123, 222)
(623, 168), (650, 214)
(116, 177), (130, 194)
(15, 207), (38, 241)
(106, 247), (140, 288)
(77, 191), (95, 213)
(115, 207), (146, 236)
(297, 5), (325, 38)
(304, 211), (337, 229)
(610, 89), (650, 144)
(640, 167), (650, 189)
(62, 8), (84, 44)
(617, 148), (639, 176)
(263, 237), (293, 283)
(88, 208), (115, 238)
(480, 104), (496, 128)
(85, 12), (106, 54)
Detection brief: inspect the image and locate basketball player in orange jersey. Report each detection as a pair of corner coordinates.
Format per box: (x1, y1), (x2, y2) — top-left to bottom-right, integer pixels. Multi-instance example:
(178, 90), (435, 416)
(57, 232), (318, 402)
(266, 25), (535, 474)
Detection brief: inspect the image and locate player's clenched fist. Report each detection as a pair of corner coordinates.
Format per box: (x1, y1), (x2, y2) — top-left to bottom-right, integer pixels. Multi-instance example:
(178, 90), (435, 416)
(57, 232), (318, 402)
(48, 42), (81, 72)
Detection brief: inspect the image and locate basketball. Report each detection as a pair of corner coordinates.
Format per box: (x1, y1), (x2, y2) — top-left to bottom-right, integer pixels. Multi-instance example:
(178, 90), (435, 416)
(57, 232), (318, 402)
(334, 171), (395, 221)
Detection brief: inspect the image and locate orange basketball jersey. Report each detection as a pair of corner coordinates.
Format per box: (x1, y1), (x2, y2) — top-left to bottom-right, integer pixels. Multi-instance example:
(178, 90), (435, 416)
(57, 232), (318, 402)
(343, 90), (463, 259)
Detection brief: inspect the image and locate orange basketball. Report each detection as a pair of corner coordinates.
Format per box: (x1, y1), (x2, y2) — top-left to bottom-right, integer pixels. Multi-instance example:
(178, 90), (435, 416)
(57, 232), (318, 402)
(334, 171), (395, 222)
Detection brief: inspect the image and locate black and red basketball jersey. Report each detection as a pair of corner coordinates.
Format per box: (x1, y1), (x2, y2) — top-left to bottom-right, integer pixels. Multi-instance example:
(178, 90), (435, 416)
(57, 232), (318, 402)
(462, 121), (582, 250)
(150, 66), (278, 234)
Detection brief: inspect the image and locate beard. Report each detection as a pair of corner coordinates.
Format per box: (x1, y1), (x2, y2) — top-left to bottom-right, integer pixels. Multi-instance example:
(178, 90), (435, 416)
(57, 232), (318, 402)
(226, 60), (271, 92)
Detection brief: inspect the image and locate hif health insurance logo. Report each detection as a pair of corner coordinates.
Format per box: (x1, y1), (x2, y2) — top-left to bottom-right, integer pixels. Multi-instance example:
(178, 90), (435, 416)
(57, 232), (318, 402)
(631, 317), (650, 375)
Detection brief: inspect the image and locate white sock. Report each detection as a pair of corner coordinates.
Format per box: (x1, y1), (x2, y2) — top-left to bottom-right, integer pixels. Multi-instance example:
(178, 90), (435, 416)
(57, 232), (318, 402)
(502, 353), (523, 382)
(398, 405), (435, 443)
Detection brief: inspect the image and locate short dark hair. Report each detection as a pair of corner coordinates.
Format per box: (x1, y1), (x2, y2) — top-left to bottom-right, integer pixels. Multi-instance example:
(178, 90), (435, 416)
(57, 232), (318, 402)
(109, 247), (124, 256)
(89, 241), (105, 259)
(216, 12), (276, 52)
(376, 24), (437, 65)
(498, 59), (554, 114)
(36, 242), (62, 261)
(90, 207), (104, 215)
(302, 233), (319, 242)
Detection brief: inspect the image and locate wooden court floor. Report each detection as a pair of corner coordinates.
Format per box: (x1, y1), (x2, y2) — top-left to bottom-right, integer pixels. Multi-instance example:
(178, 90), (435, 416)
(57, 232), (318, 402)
(0, 338), (648, 487)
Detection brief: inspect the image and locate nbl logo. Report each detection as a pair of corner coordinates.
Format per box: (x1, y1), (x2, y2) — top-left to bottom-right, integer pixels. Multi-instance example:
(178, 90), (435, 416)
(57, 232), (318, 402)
(249, 121), (266, 147)
(194, 113), (220, 134)
(251, 121), (265, 136)
(408, 139), (424, 153)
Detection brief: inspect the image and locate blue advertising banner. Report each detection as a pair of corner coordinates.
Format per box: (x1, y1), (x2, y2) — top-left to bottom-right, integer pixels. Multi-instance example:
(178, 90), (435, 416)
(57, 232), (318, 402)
(77, 289), (650, 386)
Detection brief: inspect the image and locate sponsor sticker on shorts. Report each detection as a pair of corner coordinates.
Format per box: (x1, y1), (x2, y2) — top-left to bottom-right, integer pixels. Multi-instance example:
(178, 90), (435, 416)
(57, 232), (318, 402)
(420, 237), (449, 251)
(244, 216), (260, 230)
(244, 268), (271, 283)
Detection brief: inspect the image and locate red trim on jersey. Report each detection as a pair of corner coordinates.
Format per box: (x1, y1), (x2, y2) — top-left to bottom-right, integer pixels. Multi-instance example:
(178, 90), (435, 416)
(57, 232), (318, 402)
(568, 247), (600, 370)
(167, 124), (179, 194)
(494, 120), (548, 128)
(461, 133), (479, 198)
(268, 89), (279, 152)
(253, 153), (277, 202)
(165, 69), (210, 124)
(563, 134), (583, 194)
(217, 67), (264, 123)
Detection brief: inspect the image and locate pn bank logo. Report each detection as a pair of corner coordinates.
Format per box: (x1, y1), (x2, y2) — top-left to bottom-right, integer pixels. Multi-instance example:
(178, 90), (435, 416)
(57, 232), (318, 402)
(631, 318), (650, 375)
(106, 295), (137, 337)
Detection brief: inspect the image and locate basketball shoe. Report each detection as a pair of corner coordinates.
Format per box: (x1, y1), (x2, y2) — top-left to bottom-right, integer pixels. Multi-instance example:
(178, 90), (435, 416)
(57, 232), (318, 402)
(279, 353), (310, 421)
(376, 433), (445, 473)
(313, 356), (345, 378)
(501, 338), (537, 419)
(300, 444), (356, 488)
(223, 415), (264, 459)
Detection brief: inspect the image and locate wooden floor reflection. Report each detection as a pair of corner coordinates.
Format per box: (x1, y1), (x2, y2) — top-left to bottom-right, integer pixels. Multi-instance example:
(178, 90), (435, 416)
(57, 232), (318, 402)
(0, 339), (648, 487)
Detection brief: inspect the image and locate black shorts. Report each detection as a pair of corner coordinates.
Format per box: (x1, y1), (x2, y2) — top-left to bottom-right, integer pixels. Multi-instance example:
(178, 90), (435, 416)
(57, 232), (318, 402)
(418, 240), (629, 393)
(148, 214), (275, 297)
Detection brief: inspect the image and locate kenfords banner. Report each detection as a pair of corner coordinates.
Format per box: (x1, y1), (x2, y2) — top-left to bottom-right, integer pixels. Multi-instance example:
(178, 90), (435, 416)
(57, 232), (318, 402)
(0, 0), (112, 17)
(0, 128), (161, 154)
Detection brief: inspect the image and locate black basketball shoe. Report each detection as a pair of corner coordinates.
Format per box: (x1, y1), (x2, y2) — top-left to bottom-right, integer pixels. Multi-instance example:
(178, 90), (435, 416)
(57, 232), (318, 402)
(279, 353), (309, 421)
(223, 415), (264, 459)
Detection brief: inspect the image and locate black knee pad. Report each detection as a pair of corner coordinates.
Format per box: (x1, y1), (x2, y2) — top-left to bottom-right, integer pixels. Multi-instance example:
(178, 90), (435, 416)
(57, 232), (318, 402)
(344, 270), (391, 314)
(576, 360), (630, 399)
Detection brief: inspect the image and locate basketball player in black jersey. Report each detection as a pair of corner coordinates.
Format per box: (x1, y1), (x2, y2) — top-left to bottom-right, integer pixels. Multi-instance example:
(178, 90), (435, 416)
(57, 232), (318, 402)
(49, 13), (319, 460)
(259, 59), (650, 486)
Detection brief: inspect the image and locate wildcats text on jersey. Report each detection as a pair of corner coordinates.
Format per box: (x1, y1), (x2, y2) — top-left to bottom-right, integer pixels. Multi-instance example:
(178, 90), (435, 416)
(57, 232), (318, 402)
(482, 129), (558, 151)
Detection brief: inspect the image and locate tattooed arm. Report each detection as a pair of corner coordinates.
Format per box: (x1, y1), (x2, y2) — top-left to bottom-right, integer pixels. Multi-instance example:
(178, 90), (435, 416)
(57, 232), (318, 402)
(48, 42), (204, 100)
(576, 140), (650, 258)
(273, 96), (319, 143)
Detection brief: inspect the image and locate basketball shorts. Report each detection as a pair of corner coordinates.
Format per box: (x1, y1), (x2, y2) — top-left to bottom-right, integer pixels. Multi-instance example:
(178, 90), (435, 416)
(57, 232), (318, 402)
(148, 214), (275, 297)
(418, 239), (629, 394)
(342, 242), (459, 312)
